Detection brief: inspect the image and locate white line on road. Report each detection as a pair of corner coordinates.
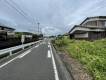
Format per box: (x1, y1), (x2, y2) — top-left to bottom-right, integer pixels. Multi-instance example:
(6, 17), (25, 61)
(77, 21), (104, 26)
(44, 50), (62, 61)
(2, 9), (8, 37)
(48, 42), (50, 45)
(48, 45), (50, 48)
(18, 50), (31, 58)
(0, 44), (41, 68)
(0, 56), (17, 68)
(0, 49), (31, 68)
(0, 44), (40, 68)
(49, 43), (60, 80)
(47, 50), (51, 58)
(35, 45), (39, 48)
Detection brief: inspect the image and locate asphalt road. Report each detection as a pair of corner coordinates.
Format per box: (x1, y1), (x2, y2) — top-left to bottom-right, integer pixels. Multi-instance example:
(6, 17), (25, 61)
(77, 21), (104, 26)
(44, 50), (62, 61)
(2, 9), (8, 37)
(0, 40), (72, 80)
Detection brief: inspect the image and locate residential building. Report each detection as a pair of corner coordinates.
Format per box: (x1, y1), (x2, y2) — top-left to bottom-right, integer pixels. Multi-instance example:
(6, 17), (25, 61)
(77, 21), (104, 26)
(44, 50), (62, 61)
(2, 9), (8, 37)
(69, 16), (106, 40)
(0, 26), (15, 40)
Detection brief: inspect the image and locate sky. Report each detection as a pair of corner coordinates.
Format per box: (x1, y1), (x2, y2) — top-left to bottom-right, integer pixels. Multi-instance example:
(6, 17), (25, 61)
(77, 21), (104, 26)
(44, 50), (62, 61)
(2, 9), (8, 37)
(0, 0), (106, 36)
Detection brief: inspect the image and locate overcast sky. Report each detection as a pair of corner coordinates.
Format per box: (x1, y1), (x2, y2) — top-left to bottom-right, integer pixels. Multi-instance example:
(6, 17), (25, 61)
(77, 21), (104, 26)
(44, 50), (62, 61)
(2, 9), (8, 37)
(0, 0), (106, 35)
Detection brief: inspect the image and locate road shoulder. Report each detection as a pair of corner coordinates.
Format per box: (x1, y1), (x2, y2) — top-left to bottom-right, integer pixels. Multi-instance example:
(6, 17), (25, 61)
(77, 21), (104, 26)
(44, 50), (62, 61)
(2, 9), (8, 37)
(51, 44), (74, 80)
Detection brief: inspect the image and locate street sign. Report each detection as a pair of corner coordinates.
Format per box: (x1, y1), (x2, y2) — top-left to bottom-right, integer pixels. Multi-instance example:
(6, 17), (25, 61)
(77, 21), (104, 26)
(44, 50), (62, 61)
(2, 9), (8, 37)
(21, 35), (25, 43)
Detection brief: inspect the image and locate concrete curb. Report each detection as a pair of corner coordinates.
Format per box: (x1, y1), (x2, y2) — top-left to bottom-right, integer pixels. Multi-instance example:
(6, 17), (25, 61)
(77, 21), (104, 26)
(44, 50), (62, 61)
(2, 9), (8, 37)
(51, 44), (74, 80)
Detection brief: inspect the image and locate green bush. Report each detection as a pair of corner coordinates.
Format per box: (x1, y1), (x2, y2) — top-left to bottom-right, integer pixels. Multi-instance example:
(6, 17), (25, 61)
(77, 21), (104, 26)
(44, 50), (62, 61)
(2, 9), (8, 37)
(54, 38), (68, 47)
(53, 37), (106, 80)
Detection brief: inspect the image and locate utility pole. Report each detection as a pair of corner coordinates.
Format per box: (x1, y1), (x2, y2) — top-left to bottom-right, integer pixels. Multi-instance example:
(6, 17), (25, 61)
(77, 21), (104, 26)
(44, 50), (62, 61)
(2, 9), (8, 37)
(40, 27), (42, 34)
(37, 22), (40, 35)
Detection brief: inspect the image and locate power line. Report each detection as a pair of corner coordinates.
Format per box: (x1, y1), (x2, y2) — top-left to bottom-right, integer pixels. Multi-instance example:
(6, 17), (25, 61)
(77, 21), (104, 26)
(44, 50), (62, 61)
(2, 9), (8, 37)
(4, 0), (33, 23)
(10, 0), (34, 23)
(7, 0), (38, 34)
(3, 0), (39, 34)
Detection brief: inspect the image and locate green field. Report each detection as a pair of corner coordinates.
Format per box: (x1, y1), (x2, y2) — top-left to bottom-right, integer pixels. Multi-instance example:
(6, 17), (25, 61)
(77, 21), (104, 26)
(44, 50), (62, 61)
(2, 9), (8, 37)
(53, 36), (106, 80)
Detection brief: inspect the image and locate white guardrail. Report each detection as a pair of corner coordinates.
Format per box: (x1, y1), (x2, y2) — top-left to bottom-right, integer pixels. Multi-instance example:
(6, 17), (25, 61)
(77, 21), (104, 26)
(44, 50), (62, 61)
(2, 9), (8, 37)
(0, 40), (42, 56)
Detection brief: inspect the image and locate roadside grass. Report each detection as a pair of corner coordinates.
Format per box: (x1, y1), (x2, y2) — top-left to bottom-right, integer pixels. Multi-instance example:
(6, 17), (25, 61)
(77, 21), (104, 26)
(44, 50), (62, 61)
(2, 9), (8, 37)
(52, 36), (106, 80)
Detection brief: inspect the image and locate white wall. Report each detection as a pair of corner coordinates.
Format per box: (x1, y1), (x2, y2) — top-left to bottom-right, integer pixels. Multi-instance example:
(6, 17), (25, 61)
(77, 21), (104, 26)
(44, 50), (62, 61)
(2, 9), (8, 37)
(74, 32), (88, 38)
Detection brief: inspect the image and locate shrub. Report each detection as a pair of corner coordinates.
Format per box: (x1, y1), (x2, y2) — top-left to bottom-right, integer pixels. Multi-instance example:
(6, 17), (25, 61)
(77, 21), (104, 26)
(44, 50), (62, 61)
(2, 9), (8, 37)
(53, 37), (106, 80)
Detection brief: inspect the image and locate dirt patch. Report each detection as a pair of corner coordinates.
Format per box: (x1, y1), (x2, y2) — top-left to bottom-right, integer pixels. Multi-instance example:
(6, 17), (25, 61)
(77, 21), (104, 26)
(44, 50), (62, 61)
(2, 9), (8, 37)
(58, 50), (93, 80)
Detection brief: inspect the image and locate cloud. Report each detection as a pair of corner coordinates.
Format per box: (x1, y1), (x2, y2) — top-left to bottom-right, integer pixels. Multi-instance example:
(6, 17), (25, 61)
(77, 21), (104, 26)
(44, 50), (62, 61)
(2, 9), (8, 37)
(0, 18), (17, 28)
(66, 0), (105, 28)
(42, 26), (61, 36)
(0, 0), (106, 35)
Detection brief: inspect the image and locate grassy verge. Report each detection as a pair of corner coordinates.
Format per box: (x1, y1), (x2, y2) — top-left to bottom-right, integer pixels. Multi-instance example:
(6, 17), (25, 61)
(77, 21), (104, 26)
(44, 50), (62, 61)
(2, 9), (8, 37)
(52, 36), (106, 80)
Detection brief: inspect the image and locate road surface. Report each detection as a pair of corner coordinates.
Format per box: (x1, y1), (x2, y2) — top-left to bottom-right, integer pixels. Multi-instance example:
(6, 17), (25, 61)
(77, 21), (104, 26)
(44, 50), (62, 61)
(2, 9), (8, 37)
(0, 40), (72, 80)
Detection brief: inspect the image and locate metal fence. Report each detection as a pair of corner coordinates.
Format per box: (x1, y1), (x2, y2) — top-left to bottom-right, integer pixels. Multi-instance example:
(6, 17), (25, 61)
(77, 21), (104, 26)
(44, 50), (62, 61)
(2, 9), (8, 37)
(0, 40), (41, 57)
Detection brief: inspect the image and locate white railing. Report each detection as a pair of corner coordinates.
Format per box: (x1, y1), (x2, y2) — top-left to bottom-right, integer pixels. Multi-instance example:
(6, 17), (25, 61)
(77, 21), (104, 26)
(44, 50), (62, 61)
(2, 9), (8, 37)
(0, 40), (42, 56)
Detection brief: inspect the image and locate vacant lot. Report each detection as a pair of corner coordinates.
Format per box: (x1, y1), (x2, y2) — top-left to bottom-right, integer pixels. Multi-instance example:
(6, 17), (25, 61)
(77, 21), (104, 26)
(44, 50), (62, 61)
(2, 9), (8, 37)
(53, 36), (106, 80)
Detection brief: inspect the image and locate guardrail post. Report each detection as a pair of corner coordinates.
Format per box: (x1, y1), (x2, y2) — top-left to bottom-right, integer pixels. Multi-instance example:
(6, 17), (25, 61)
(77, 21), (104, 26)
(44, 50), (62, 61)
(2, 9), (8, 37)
(0, 40), (41, 57)
(9, 51), (12, 56)
(22, 43), (24, 50)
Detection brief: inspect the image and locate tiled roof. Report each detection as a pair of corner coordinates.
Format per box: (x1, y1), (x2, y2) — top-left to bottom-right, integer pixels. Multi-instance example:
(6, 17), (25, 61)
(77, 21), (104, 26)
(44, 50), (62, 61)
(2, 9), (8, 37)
(0, 26), (15, 30)
(80, 16), (106, 25)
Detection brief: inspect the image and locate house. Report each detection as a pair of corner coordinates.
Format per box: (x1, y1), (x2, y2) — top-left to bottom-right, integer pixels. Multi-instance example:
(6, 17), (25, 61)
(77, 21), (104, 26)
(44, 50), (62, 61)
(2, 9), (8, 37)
(69, 16), (106, 40)
(0, 26), (15, 40)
